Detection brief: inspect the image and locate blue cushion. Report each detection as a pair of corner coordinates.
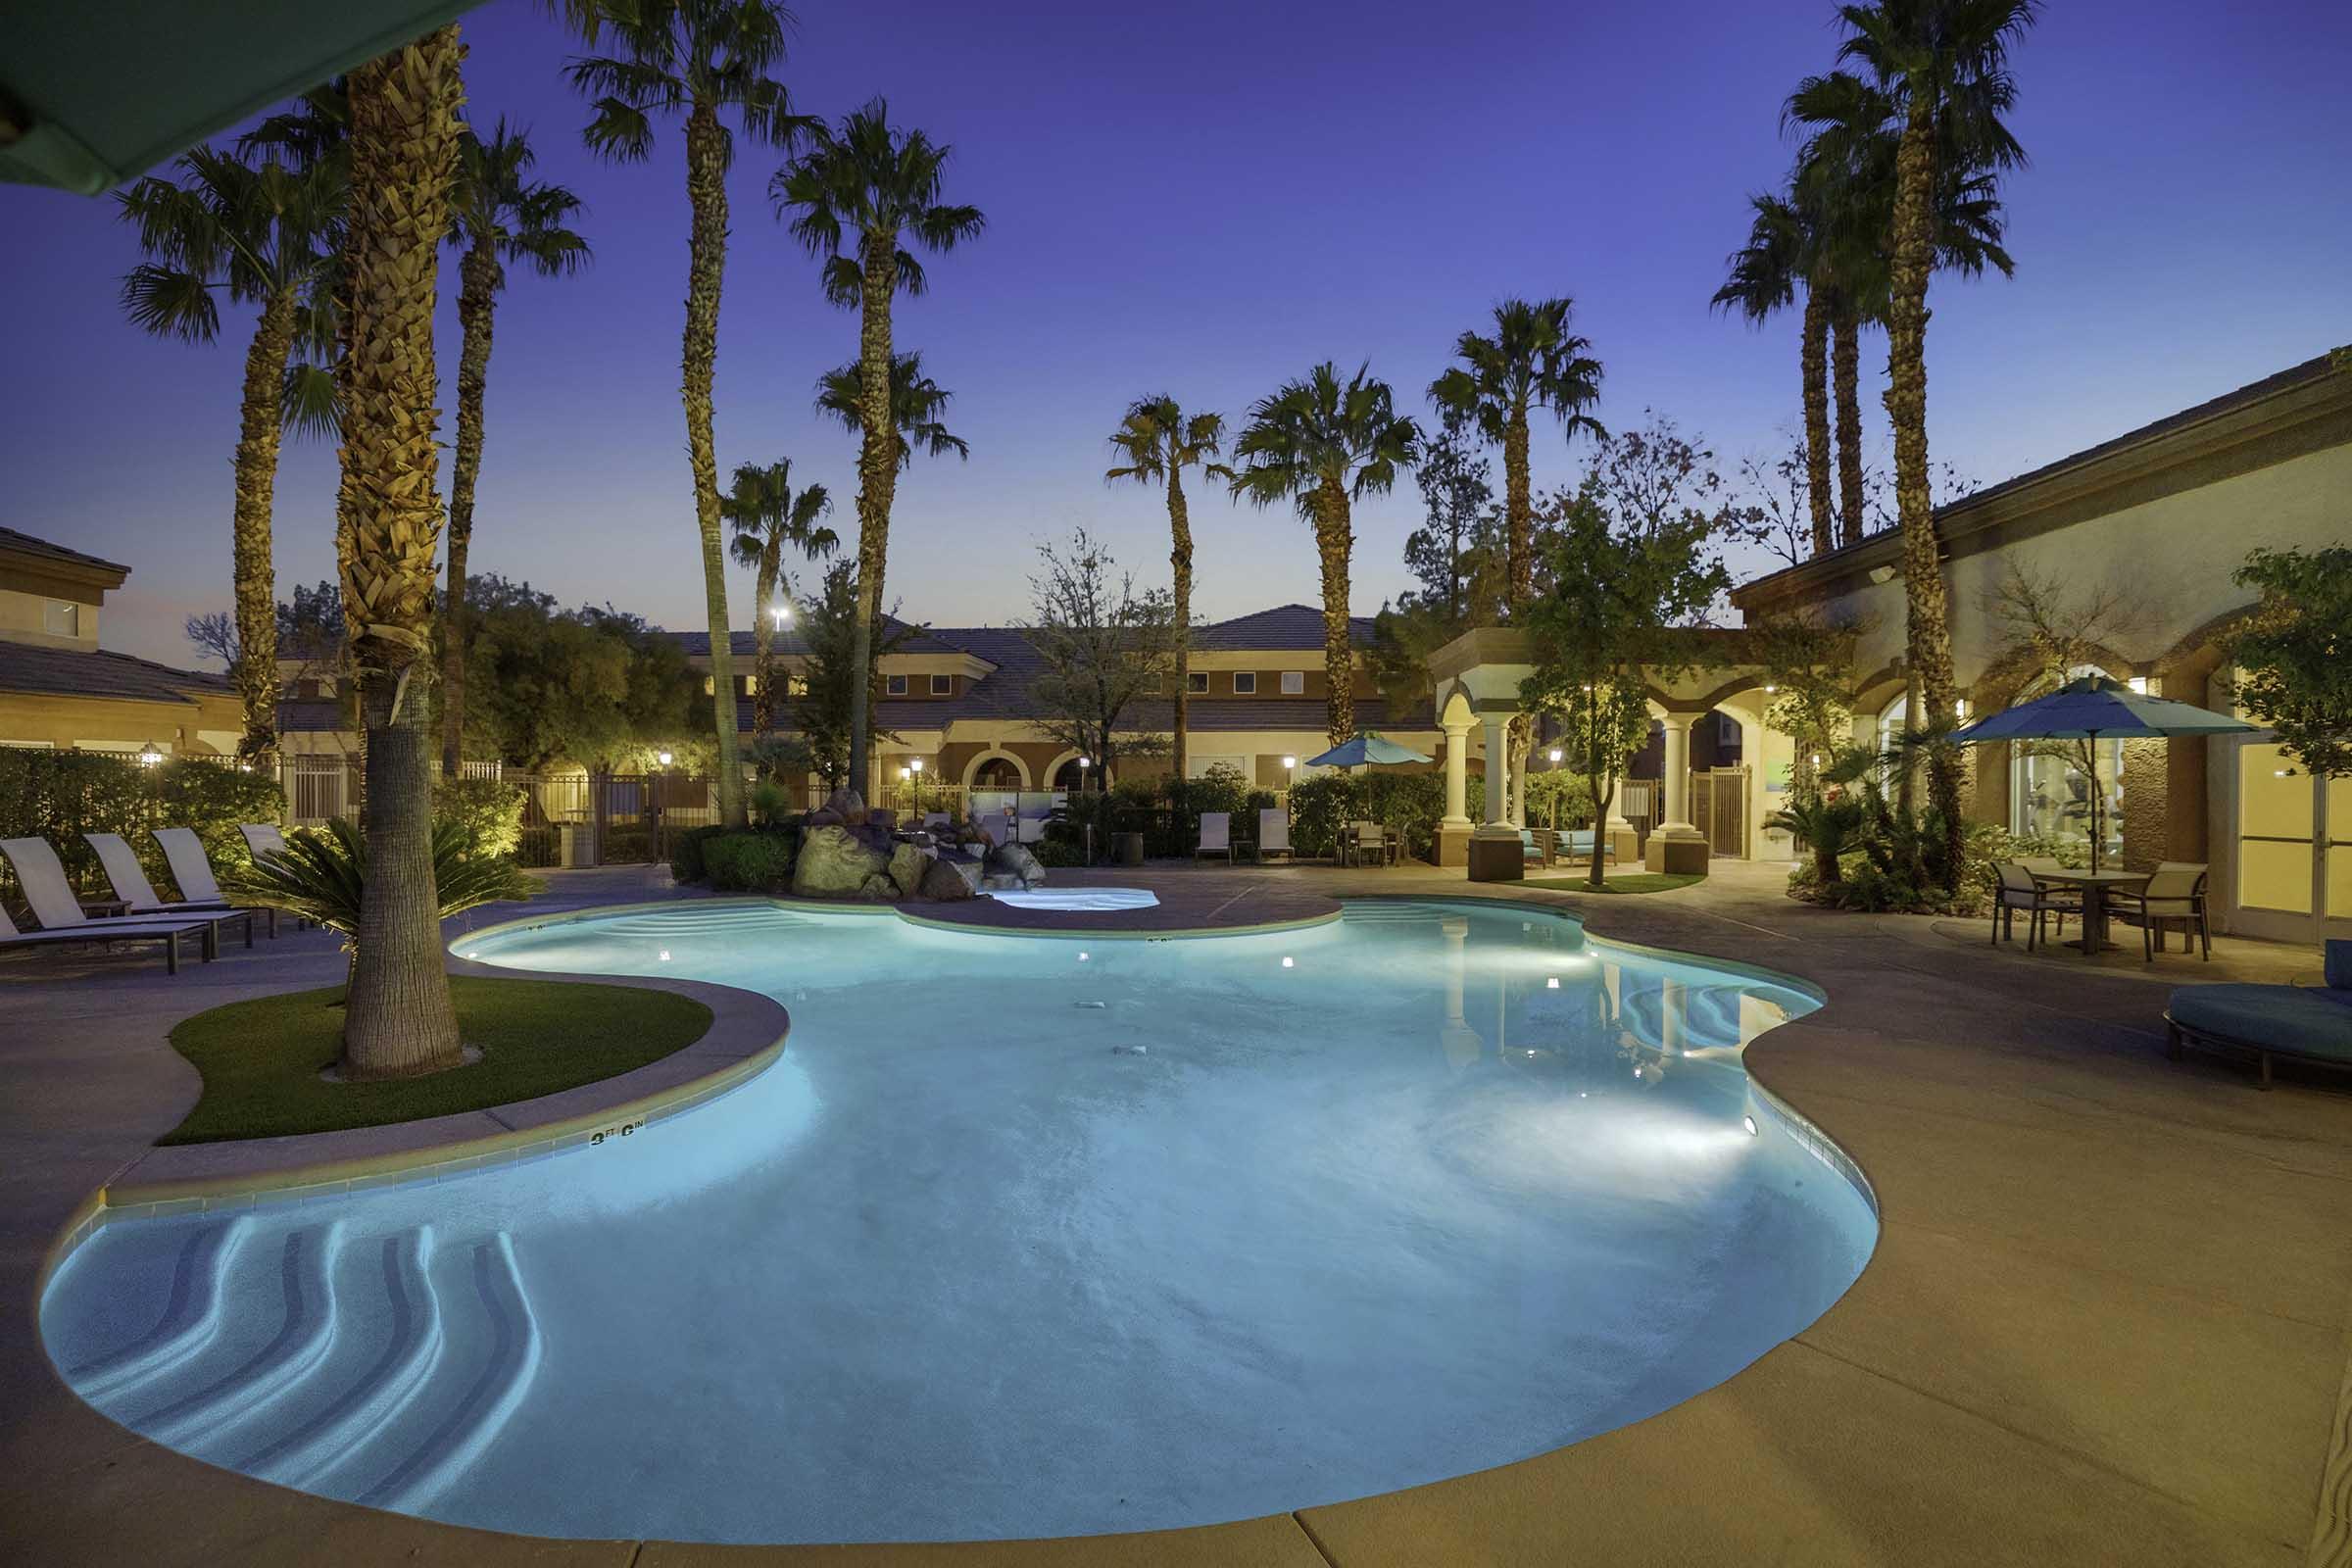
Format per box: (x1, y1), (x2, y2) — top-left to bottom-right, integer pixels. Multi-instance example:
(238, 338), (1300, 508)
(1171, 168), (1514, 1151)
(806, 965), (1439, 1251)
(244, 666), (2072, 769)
(2171, 984), (2352, 1064)
(2327, 939), (2351, 991)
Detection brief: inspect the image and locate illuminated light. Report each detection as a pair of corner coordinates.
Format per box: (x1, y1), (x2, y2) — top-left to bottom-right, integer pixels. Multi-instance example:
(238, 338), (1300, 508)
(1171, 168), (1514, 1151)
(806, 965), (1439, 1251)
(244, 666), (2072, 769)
(1546, 976), (1560, 989)
(2127, 675), (2147, 694)
(1281, 956), (1295, 968)
(1547, 748), (1562, 763)
(910, 758), (923, 774)
(136, 741), (165, 766)
(1810, 754), (1823, 767)
(2275, 769), (2288, 778)
(659, 950), (671, 961)
(771, 604), (792, 628)
(1526, 1050), (1538, 1057)
(657, 750), (673, 767)
(1281, 755), (1297, 769)
(1578, 1091), (1588, 1099)
(900, 766), (911, 780)
(1078, 951), (1089, 961)
(1763, 684), (1777, 693)
(1742, 1115), (1759, 1137)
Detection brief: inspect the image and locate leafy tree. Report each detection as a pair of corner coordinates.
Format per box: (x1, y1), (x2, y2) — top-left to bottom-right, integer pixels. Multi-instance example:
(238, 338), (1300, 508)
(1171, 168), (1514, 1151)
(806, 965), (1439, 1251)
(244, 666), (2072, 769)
(1229, 362), (1422, 747)
(723, 458), (837, 743)
(440, 119), (592, 777)
(562, 0), (812, 829)
(2231, 546), (2352, 777)
(1518, 448), (1735, 888)
(1022, 528), (1176, 794)
(1401, 427), (1500, 623)
(1105, 396), (1230, 782)
(1823, 0), (2037, 888)
(793, 560), (912, 789)
(460, 576), (706, 770)
(334, 26), (466, 1081)
(1745, 606), (1864, 797)
(774, 97), (984, 799)
(118, 143), (342, 763)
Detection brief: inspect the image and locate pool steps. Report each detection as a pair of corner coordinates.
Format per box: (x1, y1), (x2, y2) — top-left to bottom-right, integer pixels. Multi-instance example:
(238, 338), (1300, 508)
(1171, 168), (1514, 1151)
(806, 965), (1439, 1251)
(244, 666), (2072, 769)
(69, 1218), (542, 1515)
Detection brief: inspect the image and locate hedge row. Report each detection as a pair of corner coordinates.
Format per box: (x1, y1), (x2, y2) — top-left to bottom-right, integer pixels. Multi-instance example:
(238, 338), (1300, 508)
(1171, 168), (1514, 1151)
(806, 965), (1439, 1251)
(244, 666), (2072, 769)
(0, 750), (286, 905)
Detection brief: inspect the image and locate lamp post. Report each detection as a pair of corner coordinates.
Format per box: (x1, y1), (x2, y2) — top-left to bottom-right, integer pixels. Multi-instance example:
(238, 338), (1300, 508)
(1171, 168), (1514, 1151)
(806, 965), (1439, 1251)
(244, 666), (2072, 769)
(1546, 747), (1563, 831)
(653, 750), (674, 857)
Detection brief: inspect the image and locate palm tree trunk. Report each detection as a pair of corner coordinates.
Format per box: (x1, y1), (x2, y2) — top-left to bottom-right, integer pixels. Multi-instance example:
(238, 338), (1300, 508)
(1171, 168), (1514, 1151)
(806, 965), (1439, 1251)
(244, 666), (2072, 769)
(1314, 480), (1355, 747)
(752, 554), (777, 742)
(1832, 311), (1865, 550)
(1503, 407), (1532, 606)
(338, 24), (466, 1081)
(1800, 287), (1834, 558)
(439, 240), (499, 779)
(847, 237), (899, 802)
(682, 100), (745, 828)
(1885, 91), (1965, 882)
(1166, 466), (1192, 783)
(230, 287), (297, 766)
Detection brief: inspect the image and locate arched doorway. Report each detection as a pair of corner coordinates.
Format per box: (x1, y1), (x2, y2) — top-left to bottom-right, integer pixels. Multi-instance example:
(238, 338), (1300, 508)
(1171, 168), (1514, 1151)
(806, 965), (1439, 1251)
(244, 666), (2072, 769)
(1050, 753), (1094, 792)
(966, 752), (1026, 789)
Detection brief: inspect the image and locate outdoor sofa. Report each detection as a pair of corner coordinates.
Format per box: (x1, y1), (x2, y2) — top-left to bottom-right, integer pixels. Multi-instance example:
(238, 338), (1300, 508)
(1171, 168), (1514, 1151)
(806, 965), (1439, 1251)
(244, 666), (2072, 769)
(2166, 942), (2352, 1090)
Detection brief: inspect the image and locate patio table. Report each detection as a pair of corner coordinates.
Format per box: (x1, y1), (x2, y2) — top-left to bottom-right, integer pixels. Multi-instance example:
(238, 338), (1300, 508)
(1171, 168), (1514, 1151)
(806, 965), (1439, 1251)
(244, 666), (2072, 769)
(2030, 867), (2149, 956)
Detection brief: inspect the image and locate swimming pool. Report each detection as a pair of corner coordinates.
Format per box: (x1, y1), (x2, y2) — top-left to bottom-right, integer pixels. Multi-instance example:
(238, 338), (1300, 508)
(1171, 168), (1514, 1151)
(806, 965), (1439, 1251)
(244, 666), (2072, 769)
(40, 900), (1875, 1544)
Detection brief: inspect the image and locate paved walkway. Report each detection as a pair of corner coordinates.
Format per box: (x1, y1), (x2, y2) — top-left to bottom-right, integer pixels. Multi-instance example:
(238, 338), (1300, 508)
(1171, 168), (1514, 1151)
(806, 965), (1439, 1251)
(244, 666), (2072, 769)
(4, 859), (2348, 1566)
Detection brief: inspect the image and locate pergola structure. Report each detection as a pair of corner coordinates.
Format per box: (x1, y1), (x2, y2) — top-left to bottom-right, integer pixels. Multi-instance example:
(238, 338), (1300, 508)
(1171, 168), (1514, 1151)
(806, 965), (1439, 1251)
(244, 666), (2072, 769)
(1424, 626), (1786, 881)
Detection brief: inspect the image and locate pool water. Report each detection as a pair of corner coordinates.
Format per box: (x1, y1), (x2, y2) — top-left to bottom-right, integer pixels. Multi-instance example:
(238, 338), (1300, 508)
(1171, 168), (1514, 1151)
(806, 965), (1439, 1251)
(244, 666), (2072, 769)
(41, 901), (1875, 1544)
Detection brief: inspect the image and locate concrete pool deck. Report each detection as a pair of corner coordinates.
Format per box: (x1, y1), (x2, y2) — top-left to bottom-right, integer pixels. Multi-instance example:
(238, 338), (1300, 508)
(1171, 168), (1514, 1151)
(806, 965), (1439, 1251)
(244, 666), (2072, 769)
(3, 860), (2347, 1566)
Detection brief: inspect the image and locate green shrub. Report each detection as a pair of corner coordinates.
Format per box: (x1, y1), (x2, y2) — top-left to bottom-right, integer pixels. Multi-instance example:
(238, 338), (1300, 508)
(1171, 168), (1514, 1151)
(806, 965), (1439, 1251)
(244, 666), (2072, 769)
(432, 776), (528, 860)
(669, 823), (728, 883)
(222, 816), (535, 948)
(1029, 836), (1088, 868)
(701, 830), (795, 892)
(0, 750), (285, 903)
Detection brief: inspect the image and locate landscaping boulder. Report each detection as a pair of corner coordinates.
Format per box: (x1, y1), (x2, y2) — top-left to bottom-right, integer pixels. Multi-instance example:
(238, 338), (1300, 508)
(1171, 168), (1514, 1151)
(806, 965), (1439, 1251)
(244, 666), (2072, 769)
(887, 842), (928, 899)
(792, 824), (889, 898)
(989, 840), (1048, 889)
(918, 857), (977, 901)
(858, 872), (900, 901)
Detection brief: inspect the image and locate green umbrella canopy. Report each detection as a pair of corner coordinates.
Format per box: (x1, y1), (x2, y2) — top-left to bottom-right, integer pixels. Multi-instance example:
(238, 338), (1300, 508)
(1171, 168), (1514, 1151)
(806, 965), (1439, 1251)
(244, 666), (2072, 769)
(1305, 731), (1435, 769)
(0, 0), (482, 195)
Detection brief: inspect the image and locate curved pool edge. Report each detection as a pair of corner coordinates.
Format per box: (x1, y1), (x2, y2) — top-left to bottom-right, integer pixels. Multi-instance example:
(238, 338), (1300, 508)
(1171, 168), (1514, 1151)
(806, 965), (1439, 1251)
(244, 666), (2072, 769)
(34, 966), (790, 1302)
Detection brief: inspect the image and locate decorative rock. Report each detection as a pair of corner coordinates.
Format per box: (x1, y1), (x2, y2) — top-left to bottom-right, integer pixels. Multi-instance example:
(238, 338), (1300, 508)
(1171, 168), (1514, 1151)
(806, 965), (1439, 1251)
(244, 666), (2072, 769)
(887, 842), (927, 899)
(917, 857), (977, 902)
(990, 841), (1048, 889)
(822, 787), (868, 827)
(791, 824), (889, 899)
(858, 872), (900, 901)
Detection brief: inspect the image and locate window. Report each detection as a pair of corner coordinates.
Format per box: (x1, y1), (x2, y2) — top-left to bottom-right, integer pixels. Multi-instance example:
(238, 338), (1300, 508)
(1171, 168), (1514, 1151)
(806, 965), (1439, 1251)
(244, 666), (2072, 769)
(44, 600), (79, 637)
(886, 674), (908, 696)
(2006, 665), (2123, 861)
(703, 675), (715, 696)
(742, 674), (757, 695)
(787, 675), (809, 698)
(931, 673), (953, 696)
(1232, 671), (1256, 694)
(1187, 671), (1209, 695)
(1280, 670), (1303, 695)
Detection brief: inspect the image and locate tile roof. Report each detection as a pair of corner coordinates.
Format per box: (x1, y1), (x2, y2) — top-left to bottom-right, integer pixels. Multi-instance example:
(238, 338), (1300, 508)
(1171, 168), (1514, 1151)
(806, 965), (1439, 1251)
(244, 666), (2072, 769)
(0, 641), (228, 704)
(1192, 604), (1376, 651)
(0, 526), (132, 578)
(668, 614), (965, 661)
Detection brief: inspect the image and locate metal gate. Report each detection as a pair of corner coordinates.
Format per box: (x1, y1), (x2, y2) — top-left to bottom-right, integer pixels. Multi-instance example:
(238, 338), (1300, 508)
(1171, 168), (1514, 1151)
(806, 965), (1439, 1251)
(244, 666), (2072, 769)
(1688, 766), (1749, 858)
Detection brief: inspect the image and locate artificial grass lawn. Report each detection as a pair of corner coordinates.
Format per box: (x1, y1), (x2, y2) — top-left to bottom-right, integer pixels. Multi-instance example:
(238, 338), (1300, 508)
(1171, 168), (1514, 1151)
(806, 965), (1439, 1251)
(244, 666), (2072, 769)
(161, 977), (712, 1145)
(1523, 871), (1707, 895)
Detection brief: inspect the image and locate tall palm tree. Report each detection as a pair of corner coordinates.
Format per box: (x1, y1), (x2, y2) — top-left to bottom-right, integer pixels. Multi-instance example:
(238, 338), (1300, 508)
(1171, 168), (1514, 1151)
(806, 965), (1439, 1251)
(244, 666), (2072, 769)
(773, 98), (984, 800)
(439, 120), (591, 778)
(1711, 189), (1834, 556)
(1811, 0), (2034, 880)
(336, 24), (467, 1080)
(1105, 396), (1230, 782)
(117, 145), (341, 765)
(723, 458), (837, 741)
(1428, 300), (1605, 609)
(561, 0), (808, 829)
(1229, 363), (1422, 748)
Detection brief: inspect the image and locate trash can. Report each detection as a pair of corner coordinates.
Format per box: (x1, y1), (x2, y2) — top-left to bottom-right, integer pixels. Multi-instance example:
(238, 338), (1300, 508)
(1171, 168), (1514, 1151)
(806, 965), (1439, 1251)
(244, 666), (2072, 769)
(557, 820), (599, 869)
(1111, 830), (1146, 866)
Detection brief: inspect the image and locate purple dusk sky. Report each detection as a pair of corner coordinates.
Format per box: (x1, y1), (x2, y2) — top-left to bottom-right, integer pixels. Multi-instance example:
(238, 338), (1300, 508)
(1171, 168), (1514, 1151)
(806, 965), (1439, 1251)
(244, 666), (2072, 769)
(1, 0), (2346, 668)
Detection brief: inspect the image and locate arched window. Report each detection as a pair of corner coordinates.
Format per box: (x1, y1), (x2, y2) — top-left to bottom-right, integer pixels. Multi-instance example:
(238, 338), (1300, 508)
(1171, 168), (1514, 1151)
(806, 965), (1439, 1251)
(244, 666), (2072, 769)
(1876, 694), (1908, 759)
(971, 756), (1021, 789)
(1052, 756), (1093, 792)
(2009, 663), (2124, 859)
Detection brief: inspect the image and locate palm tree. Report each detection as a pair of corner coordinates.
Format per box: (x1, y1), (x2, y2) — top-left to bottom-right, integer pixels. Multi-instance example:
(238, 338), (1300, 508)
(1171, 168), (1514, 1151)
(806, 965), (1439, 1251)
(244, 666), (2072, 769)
(1428, 298), (1604, 610)
(336, 24), (467, 1081)
(1711, 190), (1834, 556)
(561, 0), (808, 829)
(723, 459), (837, 742)
(1811, 0), (2034, 880)
(1229, 363), (1422, 748)
(117, 145), (341, 765)
(773, 99), (984, 800)
(1105, 396), (1230, 782)
(439, 120), (591, 778)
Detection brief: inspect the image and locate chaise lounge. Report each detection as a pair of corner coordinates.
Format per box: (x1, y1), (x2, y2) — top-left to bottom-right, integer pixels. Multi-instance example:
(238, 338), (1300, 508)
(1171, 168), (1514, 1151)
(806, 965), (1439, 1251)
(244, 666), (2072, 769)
(2166, 942), (2352, 1089)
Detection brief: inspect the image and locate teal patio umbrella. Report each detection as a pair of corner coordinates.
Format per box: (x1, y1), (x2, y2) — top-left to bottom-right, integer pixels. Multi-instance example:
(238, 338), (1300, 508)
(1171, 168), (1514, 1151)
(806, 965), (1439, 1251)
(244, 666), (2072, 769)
(1303, 731), (1434, 769)
(1947, 674), (2254, 871)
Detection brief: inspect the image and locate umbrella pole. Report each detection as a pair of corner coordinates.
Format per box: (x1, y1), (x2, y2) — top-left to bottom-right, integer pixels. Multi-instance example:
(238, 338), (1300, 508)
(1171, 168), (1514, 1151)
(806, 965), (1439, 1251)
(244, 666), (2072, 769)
(2087, 729), (2102, 874)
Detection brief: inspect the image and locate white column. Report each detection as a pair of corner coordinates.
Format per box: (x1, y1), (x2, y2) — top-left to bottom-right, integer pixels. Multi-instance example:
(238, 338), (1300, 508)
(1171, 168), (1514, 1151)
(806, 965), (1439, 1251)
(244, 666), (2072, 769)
(1658, 713), (1695, 833)
(1442, 720), (1473, 828)
(1480, 716), (1512, 829)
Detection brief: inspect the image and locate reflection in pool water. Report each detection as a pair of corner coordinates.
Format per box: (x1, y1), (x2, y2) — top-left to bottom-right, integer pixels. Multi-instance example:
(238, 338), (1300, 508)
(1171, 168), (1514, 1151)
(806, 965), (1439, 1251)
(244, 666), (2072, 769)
(41, 901), (1874, 1545)
(985, 886), (1159, 911)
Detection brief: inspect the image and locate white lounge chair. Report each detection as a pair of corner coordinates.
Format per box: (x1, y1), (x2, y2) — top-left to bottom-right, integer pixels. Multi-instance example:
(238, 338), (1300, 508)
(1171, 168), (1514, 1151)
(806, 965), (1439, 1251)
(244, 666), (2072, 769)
(0, 838), (238, 968)
(89, 832), (276, 937)
(1257, 808), (1294, 862)
(239, 822), (291, 860)
(0, 900), (211, 974)
(1196, 811), (1233, 863)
